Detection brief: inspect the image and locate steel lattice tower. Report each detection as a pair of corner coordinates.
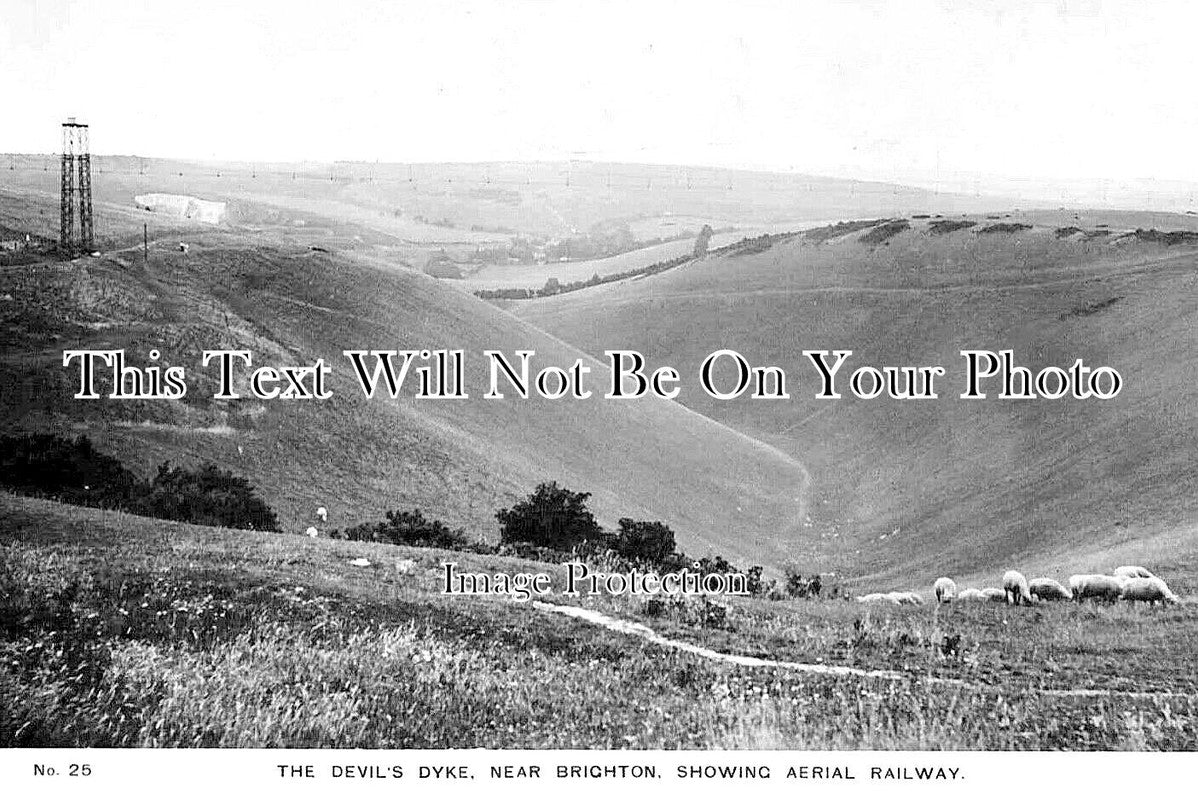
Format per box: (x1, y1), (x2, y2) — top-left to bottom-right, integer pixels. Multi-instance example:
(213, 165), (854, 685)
(60, 118), (94, 255)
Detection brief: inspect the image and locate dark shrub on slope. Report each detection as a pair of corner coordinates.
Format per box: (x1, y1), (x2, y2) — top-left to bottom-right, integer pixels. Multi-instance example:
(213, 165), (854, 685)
(137, 461), (280, 532)
(0, 434), (142, 510)
(612, 518), (677, 565)
(333, 508), (468, 549)
(496, 481), (605, 550)
(0, 434), (280, 532)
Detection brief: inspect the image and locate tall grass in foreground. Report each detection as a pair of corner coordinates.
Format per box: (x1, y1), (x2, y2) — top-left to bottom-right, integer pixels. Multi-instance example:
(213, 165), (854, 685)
(2, 522), (1197, 749)
(5, 617), (1197, 749)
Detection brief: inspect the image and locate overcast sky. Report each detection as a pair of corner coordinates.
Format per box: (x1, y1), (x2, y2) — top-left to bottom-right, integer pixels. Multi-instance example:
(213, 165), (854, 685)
(2, 0), (1196, 198)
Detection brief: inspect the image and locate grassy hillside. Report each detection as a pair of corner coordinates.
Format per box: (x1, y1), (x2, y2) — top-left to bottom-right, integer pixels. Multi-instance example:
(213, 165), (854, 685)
(3, 493), (1196, 749)
(10, 153), (1198, 585)
(515, 212), (1198, 584)
(0, 226), (810, 565)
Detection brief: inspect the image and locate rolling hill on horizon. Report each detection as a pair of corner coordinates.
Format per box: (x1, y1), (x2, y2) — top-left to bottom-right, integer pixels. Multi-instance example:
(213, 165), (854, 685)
(2, 155), (1016, 249)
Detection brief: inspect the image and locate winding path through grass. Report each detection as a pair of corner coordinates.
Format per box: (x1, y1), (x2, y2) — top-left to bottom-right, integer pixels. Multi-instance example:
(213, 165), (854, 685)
(533, 600), (1197, 699)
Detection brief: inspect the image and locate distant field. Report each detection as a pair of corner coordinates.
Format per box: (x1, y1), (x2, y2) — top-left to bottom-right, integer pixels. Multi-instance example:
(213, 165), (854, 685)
(2, 494), (1195, 750)
(459, 232), (735, 290)
(460, 221), (841, 292)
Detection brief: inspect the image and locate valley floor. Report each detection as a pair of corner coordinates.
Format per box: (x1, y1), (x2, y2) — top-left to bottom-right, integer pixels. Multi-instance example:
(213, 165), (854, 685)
(2, 493), (1196, 750)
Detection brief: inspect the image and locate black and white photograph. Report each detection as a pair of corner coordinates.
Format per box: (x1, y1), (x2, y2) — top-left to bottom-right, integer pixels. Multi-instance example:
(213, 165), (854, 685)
(2, 0), (1197, 795)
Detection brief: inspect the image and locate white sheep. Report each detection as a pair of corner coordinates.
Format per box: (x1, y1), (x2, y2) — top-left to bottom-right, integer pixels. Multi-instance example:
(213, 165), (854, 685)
(956, 588), (986, 602)
(981, 587), (1006, 603)
(305, 526), (319, 538)
(1120, 576), (1179, 605)
(933, 577), (958, 603)
(349, 557), (372, 568)
(1028, 577), (1072, 602)
(887, 591), (924, 606)
(857, 592), (901, 605)
(316, 506), (328, 522)
(1002, 570), (1033, 606)
(1068, 574), (1125, 603)
(395, 558), (417, 575)
(1114, 565), (1154, 580)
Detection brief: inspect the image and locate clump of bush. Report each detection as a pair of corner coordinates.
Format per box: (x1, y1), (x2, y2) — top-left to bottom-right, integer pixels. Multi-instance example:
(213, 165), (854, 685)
(0, 433), (143, 510)
(1129, 228), (1198, 246)
(927, 219), (977, 236)
(331, 509), (469, 550)
(0, 434), (280, 531)
(977, 222), (1033, 235)
(804, 219), (889, 244)
(779, 564), (848, 600)
(721, 231), (798, 257)
(859, 220), (910, 245)
(495, 481), (604, 550)
(138, 462), (280, 531)
(640, 595), (730, 629)
(612, 518), (676, 565)
(784, 565), (824, 598)
(496, 482), (775, 596)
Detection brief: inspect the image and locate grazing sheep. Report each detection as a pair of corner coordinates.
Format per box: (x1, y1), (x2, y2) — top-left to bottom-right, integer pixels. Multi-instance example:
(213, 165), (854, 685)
(316, 506), (328, 522)
(1002, 570), (1033, 606)
(1069, 574), (1125, 603)
(1028, 577), (1072, 602)
(857, 592), (901, 605)
(1120, 576), (1179, 605)
(956, 588), (986, 602)
(1114, 565), (1155, 580)
(934, 577), (958, 603)
(305, 526), (319, 538)
(889, 591), (925, 606)
(981, 587), (1006, 603)
(349, 557), (372, 568)
(857, 591), (923, 605)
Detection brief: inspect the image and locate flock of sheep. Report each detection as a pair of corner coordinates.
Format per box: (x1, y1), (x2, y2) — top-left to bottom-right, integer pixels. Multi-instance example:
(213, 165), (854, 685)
(306, 499), (1183, 609)
(858, 566), (1183, 607)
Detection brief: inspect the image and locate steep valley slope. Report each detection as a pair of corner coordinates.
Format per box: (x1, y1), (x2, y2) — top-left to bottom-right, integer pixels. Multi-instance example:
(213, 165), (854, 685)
(514, 213), (1198, 585)
(0, 230), (809, 566)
